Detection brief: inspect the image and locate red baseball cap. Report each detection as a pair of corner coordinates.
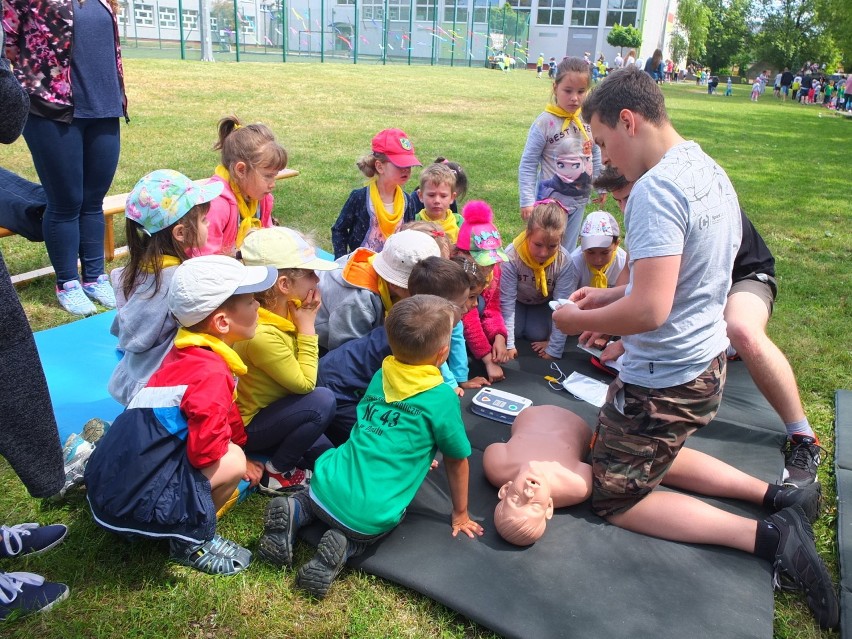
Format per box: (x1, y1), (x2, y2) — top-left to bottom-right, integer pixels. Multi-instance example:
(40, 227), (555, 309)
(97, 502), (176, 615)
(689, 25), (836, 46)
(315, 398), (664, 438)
(371, 128), (421, 168)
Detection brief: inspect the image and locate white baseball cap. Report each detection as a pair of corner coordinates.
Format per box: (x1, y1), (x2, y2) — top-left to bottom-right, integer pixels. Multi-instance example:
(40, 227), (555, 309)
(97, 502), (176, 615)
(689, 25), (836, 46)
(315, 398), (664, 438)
(580, 211), (621, 251)
(373, 229), (441, 289)
(240, 227), (339, 271)
(168, 255), (278, 327)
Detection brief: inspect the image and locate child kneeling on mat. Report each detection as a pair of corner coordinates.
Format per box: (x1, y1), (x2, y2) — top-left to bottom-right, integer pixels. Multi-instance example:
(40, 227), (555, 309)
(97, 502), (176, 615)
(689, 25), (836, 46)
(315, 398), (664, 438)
(258, 295), (484, 597)
(85, 256), (277, 576)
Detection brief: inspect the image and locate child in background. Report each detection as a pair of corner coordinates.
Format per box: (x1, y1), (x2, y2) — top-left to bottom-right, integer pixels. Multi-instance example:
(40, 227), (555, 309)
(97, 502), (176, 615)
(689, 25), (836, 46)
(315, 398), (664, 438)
(316, 228), (441, 350)
(316, 257), (472, 445)
(234, 227), (338, 494)
(565, 211), (629, 294)
(413, 163), (462, 242)
(410, 157), (468, 215)
(331, 128), (420, 258)
(537, 53), (545, 78)
(501, 200), (573, 360)
(197, 116), (288, 257)
(548, 57), (557, 79)
(751, 78), (761, 101)
(400, 219), (453, 258)
(519, 56), (602, 251)
(85, 256), (278, 575)
(725, 77), (733, 96)
(109, 170), (223, 406)
(258, 295), (484, 598)
(450, 255), (492, 391)
(454, 201), (510, 382)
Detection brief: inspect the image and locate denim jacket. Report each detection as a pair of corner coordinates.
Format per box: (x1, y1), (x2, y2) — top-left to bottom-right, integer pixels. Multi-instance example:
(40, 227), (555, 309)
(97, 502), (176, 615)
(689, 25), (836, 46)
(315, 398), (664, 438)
(3, 0), (128, 123)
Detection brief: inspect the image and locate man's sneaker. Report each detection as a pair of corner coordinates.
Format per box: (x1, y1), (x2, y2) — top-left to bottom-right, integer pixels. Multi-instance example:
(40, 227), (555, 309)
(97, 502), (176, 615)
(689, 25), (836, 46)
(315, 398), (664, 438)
(56, 281), (96, 317)
(782, 436), (822, 487)
(0, 524), (68, 559)
(258, 468), (311, 496)
(169, 535), (252, 576)
(296, 528), (349, 599)
(258, 495), (303, 567)
(773, 482), (822, 524)
(0, 572), (69, 622)
(82, 274), (116, 308)
(766, 505), (839, 630)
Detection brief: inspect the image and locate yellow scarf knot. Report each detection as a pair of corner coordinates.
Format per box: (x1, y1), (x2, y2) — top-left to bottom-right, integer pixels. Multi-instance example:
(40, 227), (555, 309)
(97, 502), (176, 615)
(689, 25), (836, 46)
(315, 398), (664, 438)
(544, 104), (590, 140)
(417, 209), (459, 242)
(174, 328), (248, 377)
(381, 356), (444, 403)
(367, 253), (394, 316)
(369, 178), (406, 240)
(588, 249), (618, 289)
(513, 231), (557, 297)
(214, 164), (261, 249)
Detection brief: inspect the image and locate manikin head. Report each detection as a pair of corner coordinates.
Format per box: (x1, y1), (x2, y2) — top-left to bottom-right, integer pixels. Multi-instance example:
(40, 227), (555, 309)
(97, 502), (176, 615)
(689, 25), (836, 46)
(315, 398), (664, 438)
(494, 463), (555, 546)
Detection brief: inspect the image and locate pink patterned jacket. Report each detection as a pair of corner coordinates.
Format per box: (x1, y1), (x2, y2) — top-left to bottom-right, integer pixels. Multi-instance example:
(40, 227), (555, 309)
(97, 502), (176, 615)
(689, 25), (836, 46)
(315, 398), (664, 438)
(461, 264), (508, 360)
(3, 0), (127, 123)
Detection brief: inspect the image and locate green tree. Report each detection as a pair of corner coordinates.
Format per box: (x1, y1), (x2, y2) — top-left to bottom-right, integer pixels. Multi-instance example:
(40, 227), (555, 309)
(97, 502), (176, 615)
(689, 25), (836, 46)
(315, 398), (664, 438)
(816, 0), (852, 69)
(676, 0), (711, 63)
(703, 0), (754, 73)
(669, 29), (689, 64)
(606, 23), (642, 55)
(753, 0), (839, 71)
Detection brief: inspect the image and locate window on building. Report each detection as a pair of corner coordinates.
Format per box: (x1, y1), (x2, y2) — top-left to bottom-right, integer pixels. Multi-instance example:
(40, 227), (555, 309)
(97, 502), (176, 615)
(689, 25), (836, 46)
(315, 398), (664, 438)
(337, 0), (355, 4)
(571, 0), (600, 26)
(388, 0), (410, 21)
(134, 3), (154, 27)
(210, 17), (218, 31)
(605, 0), (637, 26)
(415, 0), (436, 22)
(182, 9), (198, 31)
(363, 0), (384, 22)
(472, 4), (487, 23)
(117, 5), (127, 25)
(241, 14), (256, 35)
(505, 0), (532, 16)
(159, 6), (177, 29)
(537, 0), (565, 26)
(444, 0), (469, 23)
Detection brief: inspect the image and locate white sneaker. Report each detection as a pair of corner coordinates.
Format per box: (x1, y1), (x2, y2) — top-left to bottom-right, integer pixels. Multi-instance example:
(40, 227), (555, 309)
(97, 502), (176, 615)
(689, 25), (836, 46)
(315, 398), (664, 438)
(56, 281), (97, 316)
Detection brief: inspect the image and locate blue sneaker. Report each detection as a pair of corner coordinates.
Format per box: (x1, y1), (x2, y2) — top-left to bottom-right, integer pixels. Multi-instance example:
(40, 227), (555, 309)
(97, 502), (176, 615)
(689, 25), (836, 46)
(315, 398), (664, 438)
(56, 280), (96, 316)
(82, 274), (116, 308)
(0, 524), (68, 559)
(0, 572), (69, 622)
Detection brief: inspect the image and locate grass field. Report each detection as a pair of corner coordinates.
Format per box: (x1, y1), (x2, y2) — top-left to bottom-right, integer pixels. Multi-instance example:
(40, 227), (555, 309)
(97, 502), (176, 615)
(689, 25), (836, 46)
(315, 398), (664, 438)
(1, 59), (850, 638)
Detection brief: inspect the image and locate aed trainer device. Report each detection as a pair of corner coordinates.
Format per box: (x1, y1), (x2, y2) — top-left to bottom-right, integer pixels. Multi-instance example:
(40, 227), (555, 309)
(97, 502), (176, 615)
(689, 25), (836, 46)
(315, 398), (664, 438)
(470, 387), (533, 424)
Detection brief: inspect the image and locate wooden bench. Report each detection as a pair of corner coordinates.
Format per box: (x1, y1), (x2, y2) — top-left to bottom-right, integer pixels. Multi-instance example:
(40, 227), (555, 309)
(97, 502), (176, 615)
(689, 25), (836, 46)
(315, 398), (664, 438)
(2, 168), (299, 284)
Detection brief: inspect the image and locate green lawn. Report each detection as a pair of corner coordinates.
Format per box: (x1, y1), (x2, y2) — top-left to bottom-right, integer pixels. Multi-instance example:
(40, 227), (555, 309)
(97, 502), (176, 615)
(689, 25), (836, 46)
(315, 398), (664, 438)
(1, 60), (850, 638)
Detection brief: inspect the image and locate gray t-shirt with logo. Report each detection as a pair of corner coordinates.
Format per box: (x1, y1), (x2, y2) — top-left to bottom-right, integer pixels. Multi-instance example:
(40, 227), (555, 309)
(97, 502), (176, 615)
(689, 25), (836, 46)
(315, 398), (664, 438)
(620, 141), (741, 388)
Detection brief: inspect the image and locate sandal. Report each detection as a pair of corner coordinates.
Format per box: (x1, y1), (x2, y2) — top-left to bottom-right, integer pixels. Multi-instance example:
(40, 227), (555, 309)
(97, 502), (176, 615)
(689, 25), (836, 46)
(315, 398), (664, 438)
(169, 535), (252, 575)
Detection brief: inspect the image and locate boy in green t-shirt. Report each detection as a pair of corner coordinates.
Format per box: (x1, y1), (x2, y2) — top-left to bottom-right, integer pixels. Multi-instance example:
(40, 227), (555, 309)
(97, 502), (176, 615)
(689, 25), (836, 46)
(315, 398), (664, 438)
(258, 294), (484, 597)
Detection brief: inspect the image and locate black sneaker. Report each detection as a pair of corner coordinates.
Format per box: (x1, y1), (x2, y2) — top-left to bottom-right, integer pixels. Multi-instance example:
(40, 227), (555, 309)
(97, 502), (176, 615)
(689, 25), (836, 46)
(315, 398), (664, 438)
(772, 482), (821, 524)
(258, 496), (299, 568)
(765, 505), (839, 630)
(0, 572), (69, 622)
(782, 436), (822, 487)
(296, 529), (349, 599)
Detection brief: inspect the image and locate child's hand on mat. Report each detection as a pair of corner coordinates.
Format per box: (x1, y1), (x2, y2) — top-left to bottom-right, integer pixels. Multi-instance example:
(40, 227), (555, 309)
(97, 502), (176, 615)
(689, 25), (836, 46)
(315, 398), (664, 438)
(460, 377), (491, 390)
(491, 335), (510, 363)
(290, 289), (321, 334)
(483, 358), (505, 383)
(506, 348), (518, 361)
(451, 512), (484, 538)
(244, 459), (265, 487)
(454, 386), (465, 397)
(430, 459), (439, 471)
(600, 339), (624, 365)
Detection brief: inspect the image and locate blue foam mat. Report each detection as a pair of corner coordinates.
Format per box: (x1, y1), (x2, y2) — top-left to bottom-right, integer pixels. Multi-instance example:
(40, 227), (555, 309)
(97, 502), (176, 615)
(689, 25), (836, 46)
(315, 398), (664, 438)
(33, 310), (123, 442)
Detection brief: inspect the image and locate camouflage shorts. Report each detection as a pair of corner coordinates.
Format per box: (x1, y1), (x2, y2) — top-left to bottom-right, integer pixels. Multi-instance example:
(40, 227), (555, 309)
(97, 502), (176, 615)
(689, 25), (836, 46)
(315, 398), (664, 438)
(590, 353), (727, 518)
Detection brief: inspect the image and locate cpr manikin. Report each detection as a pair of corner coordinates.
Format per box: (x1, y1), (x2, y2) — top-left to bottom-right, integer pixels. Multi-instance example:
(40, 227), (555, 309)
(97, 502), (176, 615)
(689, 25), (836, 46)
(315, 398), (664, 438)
(483, 405), (593, 546)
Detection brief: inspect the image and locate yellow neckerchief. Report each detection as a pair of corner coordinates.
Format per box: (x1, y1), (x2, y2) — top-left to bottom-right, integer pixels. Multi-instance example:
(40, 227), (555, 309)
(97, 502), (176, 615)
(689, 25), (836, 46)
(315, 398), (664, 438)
(381, 355), (444, 403)
(417, 209), (459, 242)
(140, 255), (181, 273)
(513, 231), (556, 297)
(368, 178), (405, 240)
(544, 104), (590, 140)
(588, 249), (618, 289)
(257, 306), (295, 334)
(214, 164), (260, 248)
(174, 327), (247, 378)
(367, 253), (394, 316)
